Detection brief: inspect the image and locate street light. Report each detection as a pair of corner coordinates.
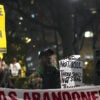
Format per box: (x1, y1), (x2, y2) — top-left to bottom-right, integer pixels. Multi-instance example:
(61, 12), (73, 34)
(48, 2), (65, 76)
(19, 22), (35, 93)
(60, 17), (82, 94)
(84, 31), (94, 38)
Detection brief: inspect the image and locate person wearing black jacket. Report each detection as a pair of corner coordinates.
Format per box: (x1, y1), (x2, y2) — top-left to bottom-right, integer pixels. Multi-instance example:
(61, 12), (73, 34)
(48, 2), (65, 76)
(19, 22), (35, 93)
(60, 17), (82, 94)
(37, 48), (60, 89)
(0, 59), (14, 88)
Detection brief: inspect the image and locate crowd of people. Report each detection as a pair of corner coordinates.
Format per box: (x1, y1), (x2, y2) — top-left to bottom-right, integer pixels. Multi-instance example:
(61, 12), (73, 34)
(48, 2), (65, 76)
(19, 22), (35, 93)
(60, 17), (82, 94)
(0, 48), (61, 89)
(0, 57), (21, 88)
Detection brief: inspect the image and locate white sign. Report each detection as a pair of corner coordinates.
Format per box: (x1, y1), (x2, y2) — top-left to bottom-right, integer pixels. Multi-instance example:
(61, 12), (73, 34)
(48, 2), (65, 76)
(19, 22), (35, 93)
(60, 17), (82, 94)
(59, 55), (83, 88)
(0, 86), (100, 100)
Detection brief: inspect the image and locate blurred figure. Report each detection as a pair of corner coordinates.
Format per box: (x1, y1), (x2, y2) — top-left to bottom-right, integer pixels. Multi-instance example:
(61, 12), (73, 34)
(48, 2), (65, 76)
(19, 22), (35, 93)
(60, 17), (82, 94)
(0, 59), (14, 88)
(1, 60), (8, 70)
(9, 57), (21, 77)
(0, 58), (2, 75)
(0, 58), (2, 68)
(37, 48), (60, 89)
(44, 48), (58, 69)
(28, 71), (43, 89)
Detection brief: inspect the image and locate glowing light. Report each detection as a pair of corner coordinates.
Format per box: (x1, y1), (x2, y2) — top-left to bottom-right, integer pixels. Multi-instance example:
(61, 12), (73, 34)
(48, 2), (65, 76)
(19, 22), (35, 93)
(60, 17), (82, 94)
(90, 8), (97, 14)
(18, 22), (22, 25)
(19, 16), (23, 20)
(25, 37), (31, 43)
(84, 61), (88, 65)
(91, 10), (96, 14)
(31, 14), (35, 18)
(84, 31), (94, 38)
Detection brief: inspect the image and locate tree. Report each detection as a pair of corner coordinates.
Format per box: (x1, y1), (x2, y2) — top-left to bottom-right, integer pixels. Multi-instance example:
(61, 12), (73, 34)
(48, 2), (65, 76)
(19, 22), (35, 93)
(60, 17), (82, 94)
(0, 0), (98, 58)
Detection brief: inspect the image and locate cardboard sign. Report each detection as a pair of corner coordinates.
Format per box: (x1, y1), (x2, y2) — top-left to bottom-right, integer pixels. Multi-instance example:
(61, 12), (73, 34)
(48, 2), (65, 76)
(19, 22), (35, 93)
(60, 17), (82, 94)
(0, 5), (7, 53)
(59, 55), (83, 88)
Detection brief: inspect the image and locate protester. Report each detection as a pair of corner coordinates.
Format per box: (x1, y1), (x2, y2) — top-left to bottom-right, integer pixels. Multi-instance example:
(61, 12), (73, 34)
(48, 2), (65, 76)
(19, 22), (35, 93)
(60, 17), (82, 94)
(0, 59), (14, 88)
(1, 60), (8, 70)
(9, 57), (21, 77)
(28, 71), (43, 89)
(37, 48), (60, 89)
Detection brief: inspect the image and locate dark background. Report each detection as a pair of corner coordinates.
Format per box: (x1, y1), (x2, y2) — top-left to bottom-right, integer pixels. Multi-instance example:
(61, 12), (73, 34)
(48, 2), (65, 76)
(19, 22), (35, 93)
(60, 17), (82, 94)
(0, 0), (100, 84)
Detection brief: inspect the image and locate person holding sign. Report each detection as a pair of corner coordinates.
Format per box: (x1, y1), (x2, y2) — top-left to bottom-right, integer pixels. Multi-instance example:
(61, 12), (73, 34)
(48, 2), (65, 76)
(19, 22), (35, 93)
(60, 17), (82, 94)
(37, 48), (60, 89)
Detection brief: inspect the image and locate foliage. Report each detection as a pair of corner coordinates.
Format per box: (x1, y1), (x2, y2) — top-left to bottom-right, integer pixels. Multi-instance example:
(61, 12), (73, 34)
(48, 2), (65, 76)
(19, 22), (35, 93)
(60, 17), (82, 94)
(10, 77), (29, 89)
(83, 60), (94, 84)
(10, 71), (43, 89)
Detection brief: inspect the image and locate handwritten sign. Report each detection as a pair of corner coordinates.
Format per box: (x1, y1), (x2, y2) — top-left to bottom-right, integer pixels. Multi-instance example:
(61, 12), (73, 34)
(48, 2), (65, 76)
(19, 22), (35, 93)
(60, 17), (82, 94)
(59, 55), (83, 88)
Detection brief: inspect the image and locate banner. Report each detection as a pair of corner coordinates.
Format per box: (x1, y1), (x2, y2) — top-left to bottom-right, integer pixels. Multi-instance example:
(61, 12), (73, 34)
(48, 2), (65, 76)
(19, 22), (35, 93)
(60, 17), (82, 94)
(59, 55), (83, 88)
(0, 4), (7, 53)
(0, 86), (100, 100)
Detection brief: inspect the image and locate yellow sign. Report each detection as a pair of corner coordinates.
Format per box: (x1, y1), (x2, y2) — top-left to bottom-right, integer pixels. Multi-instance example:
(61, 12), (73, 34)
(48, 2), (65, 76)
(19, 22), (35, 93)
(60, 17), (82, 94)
(0, 53), (3, 59)
(0, 5), (7, 53)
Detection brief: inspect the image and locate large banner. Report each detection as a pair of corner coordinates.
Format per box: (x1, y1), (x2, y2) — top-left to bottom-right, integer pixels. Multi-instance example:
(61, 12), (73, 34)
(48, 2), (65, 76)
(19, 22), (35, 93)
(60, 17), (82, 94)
(0, 86), (100, 100)
(0, 4), (7, 53)
(59, 55), (83, 88)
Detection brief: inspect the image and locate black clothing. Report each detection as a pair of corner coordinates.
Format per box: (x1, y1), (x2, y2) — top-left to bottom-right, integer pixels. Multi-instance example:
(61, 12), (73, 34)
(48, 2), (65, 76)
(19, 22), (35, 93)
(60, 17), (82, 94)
(40, 66), (60, 89)
(0, 68), (14, 88)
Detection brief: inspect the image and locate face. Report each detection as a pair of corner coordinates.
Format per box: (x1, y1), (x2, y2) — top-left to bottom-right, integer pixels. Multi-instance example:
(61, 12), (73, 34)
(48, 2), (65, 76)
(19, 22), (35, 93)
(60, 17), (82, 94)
(12, 58), (17, 63)
(45, 55), (57, 66)
(39, 56), (46, 66)
(39, 54), (57, 67)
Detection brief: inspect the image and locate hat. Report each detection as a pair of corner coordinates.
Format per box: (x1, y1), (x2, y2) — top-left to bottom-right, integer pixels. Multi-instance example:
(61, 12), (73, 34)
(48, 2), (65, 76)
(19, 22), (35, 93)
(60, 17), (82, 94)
(38, 48), (54, 58)
(44, 48), (54, 56)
